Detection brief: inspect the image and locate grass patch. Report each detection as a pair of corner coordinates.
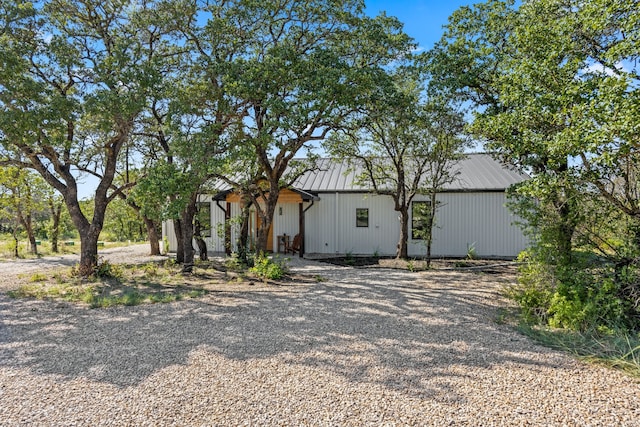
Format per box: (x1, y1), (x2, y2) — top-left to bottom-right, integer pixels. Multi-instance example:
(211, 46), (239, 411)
(518, 323), (640, 377)
(9, 281), (209, 308)
(29, 273), (48, 283)
(9, 283), (96, 301)
(7, 260), (211, 309)
(7, 254), (302, 309)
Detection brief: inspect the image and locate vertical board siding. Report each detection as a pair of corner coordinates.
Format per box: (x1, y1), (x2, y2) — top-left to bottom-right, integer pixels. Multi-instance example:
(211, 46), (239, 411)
(209, 199), (227, 252)
(305, 193), (339, 254)
(305, 193), (399, 255)
(408, 192), (528, 258)
(164, 191), (528, 258)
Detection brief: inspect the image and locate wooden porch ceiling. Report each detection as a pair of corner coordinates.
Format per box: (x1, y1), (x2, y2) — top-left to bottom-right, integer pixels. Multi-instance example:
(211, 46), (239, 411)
(224, 188), (318, 204)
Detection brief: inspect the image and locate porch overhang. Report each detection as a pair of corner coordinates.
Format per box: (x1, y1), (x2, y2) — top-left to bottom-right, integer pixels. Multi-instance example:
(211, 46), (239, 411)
(213, 187), (319, 204)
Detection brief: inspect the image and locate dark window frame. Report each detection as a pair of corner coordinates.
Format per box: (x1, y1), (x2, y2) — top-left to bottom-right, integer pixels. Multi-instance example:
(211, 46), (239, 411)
(356, 208), (369, 228)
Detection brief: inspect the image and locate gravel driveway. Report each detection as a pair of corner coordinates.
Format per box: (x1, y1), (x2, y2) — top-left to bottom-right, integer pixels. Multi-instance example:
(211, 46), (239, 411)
(0, 250), (639, 425)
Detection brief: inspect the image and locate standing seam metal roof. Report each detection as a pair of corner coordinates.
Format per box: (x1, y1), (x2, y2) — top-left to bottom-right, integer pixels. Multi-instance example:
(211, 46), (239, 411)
(210, 153), (528, 194)
(291, 153), (527, 192)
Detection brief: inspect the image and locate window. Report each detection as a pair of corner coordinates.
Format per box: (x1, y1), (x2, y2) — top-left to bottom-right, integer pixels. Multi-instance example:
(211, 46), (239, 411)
(356, 208), (369, 227)
(411, 201), (432, 240)
(195, 202), (211, 237)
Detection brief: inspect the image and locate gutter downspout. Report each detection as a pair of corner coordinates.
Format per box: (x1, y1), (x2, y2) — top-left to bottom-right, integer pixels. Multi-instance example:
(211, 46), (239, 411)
(335, 192), (339, 255)
(303, 199), (315, 214)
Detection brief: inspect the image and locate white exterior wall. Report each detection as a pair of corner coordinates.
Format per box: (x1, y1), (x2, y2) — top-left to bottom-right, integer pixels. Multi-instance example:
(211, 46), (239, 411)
(164, 191), (529, 258)
(305, 193), (398, 255)
(408, 192), (527, 258)
(304, 191), (527, 258)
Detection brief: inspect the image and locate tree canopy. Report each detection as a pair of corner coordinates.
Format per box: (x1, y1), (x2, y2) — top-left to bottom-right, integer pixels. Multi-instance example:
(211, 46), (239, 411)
(0, 0), (174, 274)
(428, 0), (640, 331)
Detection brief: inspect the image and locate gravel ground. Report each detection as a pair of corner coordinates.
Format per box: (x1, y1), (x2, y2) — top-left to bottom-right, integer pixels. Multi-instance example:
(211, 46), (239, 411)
(0, 248), (639, 425)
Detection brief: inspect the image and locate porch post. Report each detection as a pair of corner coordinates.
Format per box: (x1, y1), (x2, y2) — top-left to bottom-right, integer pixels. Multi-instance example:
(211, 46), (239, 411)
(225, 202), (231, 255)
(299, 202), (304, 258)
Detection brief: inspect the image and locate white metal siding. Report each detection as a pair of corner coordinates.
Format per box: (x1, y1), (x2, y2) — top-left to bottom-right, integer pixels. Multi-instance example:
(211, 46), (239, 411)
(407, 192), (527, 258)
(164, 191), (528, 258)
(304, 192), (527, 258)
(305, 193), (399, 255)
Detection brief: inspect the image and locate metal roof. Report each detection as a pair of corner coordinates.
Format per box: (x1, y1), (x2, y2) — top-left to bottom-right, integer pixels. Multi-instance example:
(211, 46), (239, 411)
(210, 153), (528, 195)
(291, 153), (528, 192)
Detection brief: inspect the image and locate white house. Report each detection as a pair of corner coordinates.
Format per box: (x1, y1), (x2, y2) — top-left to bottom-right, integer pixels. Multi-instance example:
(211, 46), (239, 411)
(163, 153), (529, 258)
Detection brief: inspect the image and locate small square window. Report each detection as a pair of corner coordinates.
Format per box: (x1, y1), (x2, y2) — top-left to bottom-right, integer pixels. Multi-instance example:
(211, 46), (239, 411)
(356, 208), (369, 227)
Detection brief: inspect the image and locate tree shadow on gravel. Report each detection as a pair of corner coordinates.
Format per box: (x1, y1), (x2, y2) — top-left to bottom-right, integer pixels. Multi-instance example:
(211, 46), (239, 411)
(0, 265), (567, 403)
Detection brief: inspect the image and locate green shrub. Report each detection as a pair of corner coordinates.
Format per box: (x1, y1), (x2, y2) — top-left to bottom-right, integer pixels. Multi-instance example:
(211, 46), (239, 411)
(142, 262), (159, 277)
(510, 250), (640, 333)
(548, 266), (636, 333)
(250, 253), (288, 280)
(467, 242), (477, 260)
(225, 252), (245, 270)
(94, 259), (123, 279)
(507, 250), (555, 324)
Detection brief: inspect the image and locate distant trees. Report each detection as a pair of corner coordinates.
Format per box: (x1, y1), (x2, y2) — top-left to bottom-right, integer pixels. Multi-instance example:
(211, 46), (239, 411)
(0, 168), (50, 255)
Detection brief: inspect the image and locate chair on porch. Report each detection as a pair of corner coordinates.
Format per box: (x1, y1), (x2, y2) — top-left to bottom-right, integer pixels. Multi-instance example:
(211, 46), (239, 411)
(286, 234), (302, 255)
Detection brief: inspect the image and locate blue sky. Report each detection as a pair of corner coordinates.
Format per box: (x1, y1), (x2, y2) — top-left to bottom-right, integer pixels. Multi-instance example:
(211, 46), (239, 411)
(365, 0), (471, 52)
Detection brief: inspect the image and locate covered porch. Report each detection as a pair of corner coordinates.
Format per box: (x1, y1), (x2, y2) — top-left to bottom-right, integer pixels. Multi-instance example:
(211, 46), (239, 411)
(213, 187), (318, 257)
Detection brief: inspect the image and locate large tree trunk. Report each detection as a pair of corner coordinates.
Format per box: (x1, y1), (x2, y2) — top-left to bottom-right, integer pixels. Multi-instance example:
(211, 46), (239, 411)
(64, 177), (111, 276)
(255, 190), (278, 253)
(173, 218), (184, 263)
(143, 216), (161, 255)
(180, 197), (198, 273)
(78, 230), (101, 276)
(71, 195), (107, 276)
(237, 200), (252, 263)
(396, 207), (410, 259)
